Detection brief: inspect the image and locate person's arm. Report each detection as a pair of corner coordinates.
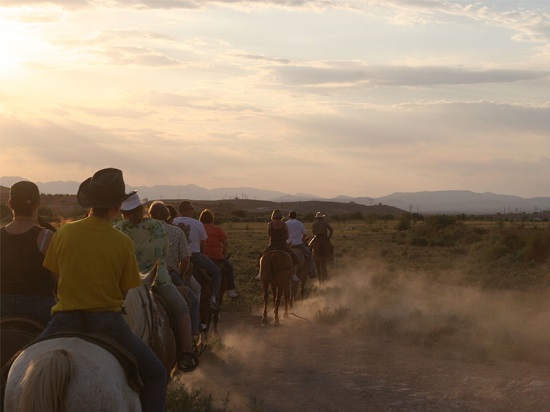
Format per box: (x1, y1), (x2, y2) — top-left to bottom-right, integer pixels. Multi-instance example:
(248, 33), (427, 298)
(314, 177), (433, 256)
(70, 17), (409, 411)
(328, 224), (334, 239)
(222, 239), (229, 257)
(179, 256), (190, 278)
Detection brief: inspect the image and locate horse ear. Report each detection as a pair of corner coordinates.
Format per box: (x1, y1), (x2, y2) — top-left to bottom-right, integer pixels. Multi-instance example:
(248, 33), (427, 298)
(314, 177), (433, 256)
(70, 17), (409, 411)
(143, 261), (159, 287)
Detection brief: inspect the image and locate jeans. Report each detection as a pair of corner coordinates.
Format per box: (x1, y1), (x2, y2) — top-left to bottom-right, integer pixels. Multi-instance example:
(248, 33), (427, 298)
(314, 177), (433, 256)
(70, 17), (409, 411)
(39, 311), (167, 412)
(191, 252), (221, 301)
(1, 294), (55, 327)
(169, 269), (200, 335)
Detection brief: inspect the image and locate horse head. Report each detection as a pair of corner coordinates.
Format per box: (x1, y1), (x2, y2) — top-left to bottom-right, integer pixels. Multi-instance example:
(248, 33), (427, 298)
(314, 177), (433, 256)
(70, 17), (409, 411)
(123, 261), (159, 346)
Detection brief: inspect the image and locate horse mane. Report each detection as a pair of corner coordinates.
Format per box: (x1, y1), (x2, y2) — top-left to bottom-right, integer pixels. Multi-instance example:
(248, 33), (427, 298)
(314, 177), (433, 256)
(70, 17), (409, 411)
(19, 349), (73, 412)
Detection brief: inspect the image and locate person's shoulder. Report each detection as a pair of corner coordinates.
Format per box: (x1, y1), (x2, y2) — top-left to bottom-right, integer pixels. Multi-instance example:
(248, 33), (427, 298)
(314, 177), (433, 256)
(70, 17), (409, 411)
(165, 222), (183, 236)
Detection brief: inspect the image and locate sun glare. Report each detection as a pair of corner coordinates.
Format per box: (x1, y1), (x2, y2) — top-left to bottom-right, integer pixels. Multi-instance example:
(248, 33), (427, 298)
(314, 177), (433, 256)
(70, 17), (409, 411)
(0, 18), (46, 76)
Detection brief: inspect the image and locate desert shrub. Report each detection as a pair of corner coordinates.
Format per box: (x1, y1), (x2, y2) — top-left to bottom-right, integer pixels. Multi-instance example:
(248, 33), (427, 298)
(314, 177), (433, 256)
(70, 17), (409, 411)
(425, 214), (457, 229)
(522, 229), (550, 263)
(231, 209), (247, 218)
(315, 306), (350, 324)
(474, 226), (550, 264)
(407, 216), (467, 247)
(37, 206), (55, 217)
(166, 383), (230, 411)
(396, 213), (411, 231)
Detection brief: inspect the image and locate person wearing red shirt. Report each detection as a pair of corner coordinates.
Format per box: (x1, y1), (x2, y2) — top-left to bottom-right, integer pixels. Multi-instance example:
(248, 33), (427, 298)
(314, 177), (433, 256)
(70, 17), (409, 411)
(198, 209), (238, 299)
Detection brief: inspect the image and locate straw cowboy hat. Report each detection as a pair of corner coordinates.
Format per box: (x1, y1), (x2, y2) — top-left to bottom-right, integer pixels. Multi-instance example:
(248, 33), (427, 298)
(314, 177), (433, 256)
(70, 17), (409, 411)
(315, 212), (326, 218)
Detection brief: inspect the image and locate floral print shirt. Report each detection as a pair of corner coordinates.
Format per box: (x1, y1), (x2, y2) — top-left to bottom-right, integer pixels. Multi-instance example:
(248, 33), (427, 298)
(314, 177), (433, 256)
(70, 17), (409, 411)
(113, 218), (171, 287)
(159, 221), (191, 272)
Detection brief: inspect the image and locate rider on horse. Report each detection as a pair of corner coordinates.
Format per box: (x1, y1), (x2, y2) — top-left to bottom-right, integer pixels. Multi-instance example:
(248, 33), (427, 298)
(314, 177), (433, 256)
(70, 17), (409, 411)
(37, 168), (167, 411)
(311, 211), (334, 258)
(256, 209), (300, 282)
(1, 181), (55, 327)
(285, 211), (316, 278)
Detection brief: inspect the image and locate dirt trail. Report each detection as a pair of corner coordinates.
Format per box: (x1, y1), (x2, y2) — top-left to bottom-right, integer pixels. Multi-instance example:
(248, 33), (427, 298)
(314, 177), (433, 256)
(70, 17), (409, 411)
(175, 310), (550, 412)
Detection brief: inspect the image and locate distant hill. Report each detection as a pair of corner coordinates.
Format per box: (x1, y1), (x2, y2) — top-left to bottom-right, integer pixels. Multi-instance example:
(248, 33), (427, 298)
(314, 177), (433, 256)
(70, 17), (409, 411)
(1, 176), (549, 214)
(369, 191), (550, 214)
(0, 189), (403, 222)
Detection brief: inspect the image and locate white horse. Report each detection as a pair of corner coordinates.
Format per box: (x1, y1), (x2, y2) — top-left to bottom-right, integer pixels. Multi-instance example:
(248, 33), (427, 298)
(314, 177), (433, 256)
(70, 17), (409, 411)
(3, 337), (141, 412)
(3, 269), (176, 412)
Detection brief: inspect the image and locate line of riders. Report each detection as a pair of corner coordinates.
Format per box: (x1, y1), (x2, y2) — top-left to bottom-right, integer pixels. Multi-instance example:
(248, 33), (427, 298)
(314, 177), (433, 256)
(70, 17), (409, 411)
(0, 168), (334, 411)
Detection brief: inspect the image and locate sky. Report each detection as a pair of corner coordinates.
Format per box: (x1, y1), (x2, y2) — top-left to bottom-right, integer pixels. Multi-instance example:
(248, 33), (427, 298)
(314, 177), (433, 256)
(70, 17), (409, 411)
(0, 0), (549, 199)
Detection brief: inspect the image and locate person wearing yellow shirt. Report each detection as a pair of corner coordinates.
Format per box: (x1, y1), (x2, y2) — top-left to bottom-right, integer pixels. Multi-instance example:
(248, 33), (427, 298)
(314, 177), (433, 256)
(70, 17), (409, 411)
(38, 168), (167, 412)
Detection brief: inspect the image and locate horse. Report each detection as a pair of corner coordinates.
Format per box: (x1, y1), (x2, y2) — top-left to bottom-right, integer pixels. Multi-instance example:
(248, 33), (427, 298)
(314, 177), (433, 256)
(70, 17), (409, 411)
(3, 336), (142, 411)
(124, 282), (178, 376)
(194, 262), (228, 340)
(3, 269), (175, 412)
(309, 236), (333, 284)
(289, 247), (309, 305)
(260, 250), (293, 325)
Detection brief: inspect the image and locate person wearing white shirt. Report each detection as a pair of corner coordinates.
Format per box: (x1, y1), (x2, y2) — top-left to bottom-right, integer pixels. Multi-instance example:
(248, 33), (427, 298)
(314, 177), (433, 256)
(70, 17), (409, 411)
(173, 201), (222, 310)
(285, 211), (316, 277)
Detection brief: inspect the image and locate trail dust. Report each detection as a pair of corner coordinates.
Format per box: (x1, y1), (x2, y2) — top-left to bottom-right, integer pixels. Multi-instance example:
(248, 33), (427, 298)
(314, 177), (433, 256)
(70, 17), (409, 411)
(174, 265), (550, 412)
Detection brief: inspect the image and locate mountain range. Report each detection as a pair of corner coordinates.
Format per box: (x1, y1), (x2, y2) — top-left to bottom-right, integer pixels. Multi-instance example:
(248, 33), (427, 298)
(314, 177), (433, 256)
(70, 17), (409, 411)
(1, 176), (549, 215)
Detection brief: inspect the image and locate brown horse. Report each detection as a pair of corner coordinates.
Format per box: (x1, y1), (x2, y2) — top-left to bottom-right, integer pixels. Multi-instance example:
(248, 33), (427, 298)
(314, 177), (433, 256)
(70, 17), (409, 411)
(309, 236), (333, 284)
(260, 250), (293, 325)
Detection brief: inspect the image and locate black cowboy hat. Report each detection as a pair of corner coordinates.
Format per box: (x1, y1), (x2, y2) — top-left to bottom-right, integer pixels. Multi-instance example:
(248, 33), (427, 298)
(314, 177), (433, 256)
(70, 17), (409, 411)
(77, 168), (136, 208)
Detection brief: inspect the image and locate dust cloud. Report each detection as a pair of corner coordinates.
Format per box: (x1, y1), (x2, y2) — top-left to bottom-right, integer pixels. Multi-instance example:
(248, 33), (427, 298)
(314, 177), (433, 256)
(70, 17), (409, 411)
(291, 259), (550, 363)
(175, 258), (550, 410)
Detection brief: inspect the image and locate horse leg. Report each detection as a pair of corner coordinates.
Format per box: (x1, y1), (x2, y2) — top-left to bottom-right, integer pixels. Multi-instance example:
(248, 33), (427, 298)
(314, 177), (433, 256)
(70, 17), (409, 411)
(283, 284), (290, 319)
(261, 284), (269, 325)
(290, 280), (297, 308)
(273, 286), (281, 325)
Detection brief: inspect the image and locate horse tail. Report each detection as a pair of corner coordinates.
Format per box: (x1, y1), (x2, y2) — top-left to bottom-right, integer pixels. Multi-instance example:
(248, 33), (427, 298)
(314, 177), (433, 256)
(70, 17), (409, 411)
(19, 348), (73, 412)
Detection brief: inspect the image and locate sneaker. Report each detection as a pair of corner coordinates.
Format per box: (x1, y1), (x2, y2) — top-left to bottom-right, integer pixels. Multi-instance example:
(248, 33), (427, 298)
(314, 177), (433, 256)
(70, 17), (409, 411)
(177, 352), (199, 373)
(209, 298), (219, 310)
(254, 273), (261, 281)
(201, 323), (208, 331)
(227, 289), (239, 298)
(292, 274), (300, 282)
(308, 270), (317, 278)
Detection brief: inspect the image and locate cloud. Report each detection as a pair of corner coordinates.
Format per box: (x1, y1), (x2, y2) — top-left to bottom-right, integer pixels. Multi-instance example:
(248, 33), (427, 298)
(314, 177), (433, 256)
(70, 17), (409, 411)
(274, 64), (550, 87)
(98, 46), (183, 66)
(233, 53), (291, 64)
(65, 105), (154, 118)
(147, 92), (264, 113)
